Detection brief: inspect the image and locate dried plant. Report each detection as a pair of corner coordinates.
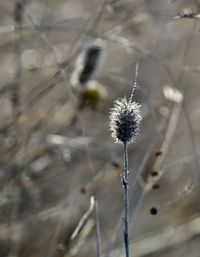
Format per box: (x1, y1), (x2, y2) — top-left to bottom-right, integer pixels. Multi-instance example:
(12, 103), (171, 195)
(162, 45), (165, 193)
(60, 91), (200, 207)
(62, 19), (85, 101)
(109, 63), (142, 257)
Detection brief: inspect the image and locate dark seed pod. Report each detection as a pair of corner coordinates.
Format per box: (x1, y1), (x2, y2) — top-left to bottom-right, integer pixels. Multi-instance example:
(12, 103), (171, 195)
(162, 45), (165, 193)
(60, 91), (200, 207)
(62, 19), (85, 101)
(110, 97), (142, 144)
(150, 207), (158, 215)
(151, 171), (159, 176)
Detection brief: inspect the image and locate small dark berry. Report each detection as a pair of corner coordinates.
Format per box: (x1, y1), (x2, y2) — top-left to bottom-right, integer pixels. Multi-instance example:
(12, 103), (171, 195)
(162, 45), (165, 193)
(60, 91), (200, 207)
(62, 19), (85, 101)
(151, 171), (158, 176)
(155, 150), (162, 157)
(152, 184), (160, 190)
(79, 186), (87, 194)
(150, 207), (158, 215)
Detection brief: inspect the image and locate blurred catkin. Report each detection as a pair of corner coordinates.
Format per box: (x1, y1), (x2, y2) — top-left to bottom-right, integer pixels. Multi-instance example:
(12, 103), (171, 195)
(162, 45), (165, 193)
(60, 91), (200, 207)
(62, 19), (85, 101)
(71, 39), (107, 109)
(71, 39), (105, 88)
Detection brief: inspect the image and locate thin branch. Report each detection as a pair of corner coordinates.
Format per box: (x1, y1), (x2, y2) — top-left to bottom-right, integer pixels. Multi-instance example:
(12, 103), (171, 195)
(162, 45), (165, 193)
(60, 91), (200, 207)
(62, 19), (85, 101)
(94, 199), (102, 257)
(70, 196), (95, 241)
(12, 0), (23, 117)
(122, 141), (129, 257)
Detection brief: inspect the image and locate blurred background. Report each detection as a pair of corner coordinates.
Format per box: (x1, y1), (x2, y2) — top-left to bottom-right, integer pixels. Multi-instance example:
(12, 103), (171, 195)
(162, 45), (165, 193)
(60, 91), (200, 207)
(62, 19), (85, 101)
(0, 0), (200, 257)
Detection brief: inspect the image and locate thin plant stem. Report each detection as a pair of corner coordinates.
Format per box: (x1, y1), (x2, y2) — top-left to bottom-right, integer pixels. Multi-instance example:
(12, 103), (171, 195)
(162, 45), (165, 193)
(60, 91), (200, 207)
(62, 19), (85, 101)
(129, 62), (139, 103)
(94, 199), (101, 257)
(123, 141), (130, 257)
(78, 116), (102, 257)
(13, 0), (23, 117)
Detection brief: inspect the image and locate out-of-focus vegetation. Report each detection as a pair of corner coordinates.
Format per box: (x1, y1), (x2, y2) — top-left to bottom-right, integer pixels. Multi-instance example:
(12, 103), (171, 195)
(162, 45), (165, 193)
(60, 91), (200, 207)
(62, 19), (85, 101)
(0, 0), (200, 257)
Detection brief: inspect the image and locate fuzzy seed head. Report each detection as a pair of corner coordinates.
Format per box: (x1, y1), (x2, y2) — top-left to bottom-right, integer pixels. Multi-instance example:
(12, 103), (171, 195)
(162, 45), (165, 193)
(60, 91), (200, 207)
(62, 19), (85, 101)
(110, 98), (142, 144)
